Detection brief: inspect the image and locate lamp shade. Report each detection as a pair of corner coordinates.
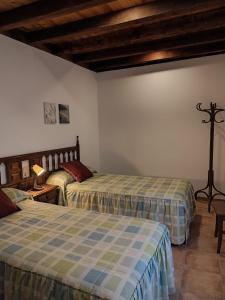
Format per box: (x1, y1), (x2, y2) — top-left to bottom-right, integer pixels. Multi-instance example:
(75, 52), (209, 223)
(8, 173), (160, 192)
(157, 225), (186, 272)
(32, 164), (45, 176)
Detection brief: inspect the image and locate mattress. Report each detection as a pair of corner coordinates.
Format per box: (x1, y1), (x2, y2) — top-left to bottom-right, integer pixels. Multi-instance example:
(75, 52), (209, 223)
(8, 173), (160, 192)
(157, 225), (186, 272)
(0, 199), (175, 300)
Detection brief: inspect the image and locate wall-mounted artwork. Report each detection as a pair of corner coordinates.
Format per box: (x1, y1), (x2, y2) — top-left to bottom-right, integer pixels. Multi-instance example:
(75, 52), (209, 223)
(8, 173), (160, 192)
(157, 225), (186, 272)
(21, 160), (30, 179)
(59, 104), (70, 124)
(43, 102), (57, 124)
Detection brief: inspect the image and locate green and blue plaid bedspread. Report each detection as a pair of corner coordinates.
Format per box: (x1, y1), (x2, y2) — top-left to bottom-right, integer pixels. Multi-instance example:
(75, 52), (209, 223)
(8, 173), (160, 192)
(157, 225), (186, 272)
(63, 174), (196, 245)
(0, 199), (175, 300)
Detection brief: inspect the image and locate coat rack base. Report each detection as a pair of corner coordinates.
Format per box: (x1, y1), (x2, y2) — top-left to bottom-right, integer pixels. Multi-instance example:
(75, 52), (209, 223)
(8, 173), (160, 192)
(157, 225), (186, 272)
(195, 171), (225, 213)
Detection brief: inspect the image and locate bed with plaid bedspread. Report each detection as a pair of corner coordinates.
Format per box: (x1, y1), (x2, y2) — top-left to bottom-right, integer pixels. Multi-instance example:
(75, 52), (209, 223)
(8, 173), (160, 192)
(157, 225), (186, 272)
(0, 199), (175, 300)
(55, 174), (196, 245)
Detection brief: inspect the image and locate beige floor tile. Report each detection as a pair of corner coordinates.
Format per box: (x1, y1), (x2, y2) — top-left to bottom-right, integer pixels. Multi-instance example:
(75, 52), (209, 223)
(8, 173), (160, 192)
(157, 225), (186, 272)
(219, 253), (225, 275)
(172, 247), (187, 269)
(181, 292), (218, 300)
(172, 200), (225, 299)
(182, 269), (223, 299)
(198, 224), (216, 238)
(187, 235), (218, 253)
(174, 268), (184, 290)
(222, 276), (225, 300)
(169, 291), (182, 300)
(185, 250), (220, 273)
(192, 214), (215, 226)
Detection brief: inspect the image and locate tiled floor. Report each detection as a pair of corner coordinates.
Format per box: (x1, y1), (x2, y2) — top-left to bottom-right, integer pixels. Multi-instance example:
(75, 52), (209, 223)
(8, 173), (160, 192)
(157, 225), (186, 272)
(171, 199), (225, 300)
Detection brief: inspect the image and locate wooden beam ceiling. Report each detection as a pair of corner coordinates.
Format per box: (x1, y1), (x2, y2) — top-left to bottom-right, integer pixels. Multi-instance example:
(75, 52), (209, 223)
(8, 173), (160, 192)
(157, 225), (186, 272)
(1, 0), (225, 72)
(72, 28), (225, 64)
(27, 0), (225, 45)
(0, 0), (115, 32)
(55, 9), (225, 54)
(89, 40), (225, 72)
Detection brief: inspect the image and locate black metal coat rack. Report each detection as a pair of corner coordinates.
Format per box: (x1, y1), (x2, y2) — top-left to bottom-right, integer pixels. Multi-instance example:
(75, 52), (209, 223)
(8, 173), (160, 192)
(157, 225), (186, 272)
(195, 102), (225, 212)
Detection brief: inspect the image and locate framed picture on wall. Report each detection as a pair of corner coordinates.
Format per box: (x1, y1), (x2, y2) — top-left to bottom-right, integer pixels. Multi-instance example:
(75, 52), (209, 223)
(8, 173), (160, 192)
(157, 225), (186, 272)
(59, 104), (70, 124)
(43, 102), (57, 124)
(21, 160), (30, 179)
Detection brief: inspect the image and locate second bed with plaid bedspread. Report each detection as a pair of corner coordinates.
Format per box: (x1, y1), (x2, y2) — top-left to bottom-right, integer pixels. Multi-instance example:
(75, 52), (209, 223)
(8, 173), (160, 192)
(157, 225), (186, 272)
(50, 174), (196, 245)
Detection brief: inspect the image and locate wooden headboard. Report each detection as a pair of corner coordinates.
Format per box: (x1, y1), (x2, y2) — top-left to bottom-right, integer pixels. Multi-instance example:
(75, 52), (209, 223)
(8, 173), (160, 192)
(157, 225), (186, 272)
(0, 136), (80, 190)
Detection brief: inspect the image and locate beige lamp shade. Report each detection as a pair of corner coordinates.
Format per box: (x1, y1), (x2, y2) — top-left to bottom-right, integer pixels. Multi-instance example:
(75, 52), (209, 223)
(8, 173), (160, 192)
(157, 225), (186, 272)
(32, 164), (45, 176)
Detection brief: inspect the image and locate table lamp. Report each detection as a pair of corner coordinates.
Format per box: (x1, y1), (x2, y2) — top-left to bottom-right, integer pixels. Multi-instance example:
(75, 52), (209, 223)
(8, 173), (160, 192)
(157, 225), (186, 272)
(32, 164), (45, 190)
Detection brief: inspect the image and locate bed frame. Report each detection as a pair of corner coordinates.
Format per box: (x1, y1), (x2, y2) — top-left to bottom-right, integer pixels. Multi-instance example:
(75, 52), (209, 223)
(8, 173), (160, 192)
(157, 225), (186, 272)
(0, 136), (80, 190)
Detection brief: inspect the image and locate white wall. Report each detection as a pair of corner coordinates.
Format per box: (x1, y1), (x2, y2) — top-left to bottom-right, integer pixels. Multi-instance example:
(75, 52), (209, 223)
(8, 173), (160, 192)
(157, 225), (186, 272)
(1, 33), (225, 191)
(0, 35), (99, 169)
(97, 55), (225, 190)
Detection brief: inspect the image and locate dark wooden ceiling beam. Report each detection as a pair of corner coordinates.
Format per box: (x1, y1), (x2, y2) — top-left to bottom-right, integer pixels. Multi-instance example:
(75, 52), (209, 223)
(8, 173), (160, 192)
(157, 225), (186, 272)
(0, 0), (115, 32)
(73, 28), (225, 64)
(27, 0), (225, 45)
(5, 29), (28, 43)
(90, 40), (225, 72)
(55, 9), (225, 54)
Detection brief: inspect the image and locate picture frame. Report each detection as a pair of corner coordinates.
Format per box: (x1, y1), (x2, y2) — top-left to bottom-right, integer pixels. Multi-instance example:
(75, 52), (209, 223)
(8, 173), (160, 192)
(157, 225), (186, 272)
(21, 160), (30, 179)
(59, 104), (70, 124)
(43, 102), (57, 124)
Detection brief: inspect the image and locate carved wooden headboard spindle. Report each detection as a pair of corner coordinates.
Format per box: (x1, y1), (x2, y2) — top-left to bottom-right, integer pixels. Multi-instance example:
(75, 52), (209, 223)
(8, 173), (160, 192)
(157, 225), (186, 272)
(0, 136), (80, 189)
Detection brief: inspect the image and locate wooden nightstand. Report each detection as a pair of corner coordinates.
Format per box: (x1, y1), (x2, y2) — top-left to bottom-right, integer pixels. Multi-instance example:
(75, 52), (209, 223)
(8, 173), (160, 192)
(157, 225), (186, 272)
(28, 184), (59, 205)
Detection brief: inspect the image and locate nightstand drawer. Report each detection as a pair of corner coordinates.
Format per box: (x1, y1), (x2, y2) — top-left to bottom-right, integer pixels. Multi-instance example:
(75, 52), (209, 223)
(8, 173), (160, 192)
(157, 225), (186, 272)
(37, 194), (48, 202)
(28, 184), (59, 205)
(46, 189), (58, 204)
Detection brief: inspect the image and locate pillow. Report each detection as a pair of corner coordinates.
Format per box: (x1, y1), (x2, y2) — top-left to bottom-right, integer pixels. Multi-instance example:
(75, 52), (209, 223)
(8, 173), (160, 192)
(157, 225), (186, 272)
(46, 170), (74, 187)
(0, 189), (20, 218)
(2, 188), (33, 203)
(61, 161), (93, 183)
(46, 170), (75, 206)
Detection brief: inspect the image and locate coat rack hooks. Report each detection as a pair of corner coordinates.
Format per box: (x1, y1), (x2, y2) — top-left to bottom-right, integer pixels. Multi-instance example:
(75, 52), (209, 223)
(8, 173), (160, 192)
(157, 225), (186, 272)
(195, 101), (225, 212)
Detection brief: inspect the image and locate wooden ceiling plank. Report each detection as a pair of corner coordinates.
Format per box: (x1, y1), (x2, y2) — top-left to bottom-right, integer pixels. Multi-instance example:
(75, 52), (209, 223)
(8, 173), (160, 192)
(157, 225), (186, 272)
(27, 0), (225, 45)
(72, 28), (225, 63)
(0, 0), (115, 32)
(55, 9), (225, 54)
(90, 40), (225, 72)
